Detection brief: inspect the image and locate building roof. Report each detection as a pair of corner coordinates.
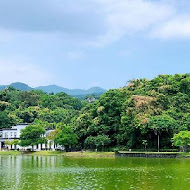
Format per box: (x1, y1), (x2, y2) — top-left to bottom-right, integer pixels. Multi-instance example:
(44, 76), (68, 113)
(1, 124), (28, 131)
(2, 128), (17, 131)
(13, 123), (28, 126)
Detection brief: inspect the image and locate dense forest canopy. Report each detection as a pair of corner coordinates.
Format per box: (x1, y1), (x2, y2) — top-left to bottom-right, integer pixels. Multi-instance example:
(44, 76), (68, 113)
(0, 74), (189, 151)
(75, 74), (190, 150)
(0, 88), (84, 129)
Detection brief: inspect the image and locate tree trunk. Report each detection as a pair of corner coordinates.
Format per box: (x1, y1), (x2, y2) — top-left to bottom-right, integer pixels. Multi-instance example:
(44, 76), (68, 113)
(49, 141), (52, 151)
(158, 134), (160, 152)
(65, 146), (69, 152)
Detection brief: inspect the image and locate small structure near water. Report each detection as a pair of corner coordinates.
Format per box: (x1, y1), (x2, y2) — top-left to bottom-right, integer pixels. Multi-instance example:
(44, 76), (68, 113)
(116, 151), (179, 158)
(0, 124), (59, 151)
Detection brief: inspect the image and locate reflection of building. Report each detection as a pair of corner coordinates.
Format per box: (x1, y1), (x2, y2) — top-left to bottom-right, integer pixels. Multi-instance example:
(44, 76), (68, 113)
(0, 155), (57, 189)
(0, 124), (59, 151)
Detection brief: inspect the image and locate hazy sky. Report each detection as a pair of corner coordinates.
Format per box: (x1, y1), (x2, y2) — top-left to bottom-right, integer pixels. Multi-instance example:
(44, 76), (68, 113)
(0, 0), (190, 89)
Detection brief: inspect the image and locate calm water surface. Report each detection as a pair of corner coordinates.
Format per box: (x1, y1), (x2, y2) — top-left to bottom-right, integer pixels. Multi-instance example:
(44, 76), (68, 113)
(0, 155), (190, 190)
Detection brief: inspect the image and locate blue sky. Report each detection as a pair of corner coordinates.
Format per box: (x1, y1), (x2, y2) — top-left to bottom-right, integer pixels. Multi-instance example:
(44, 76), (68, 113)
(0, 0), (190, 89)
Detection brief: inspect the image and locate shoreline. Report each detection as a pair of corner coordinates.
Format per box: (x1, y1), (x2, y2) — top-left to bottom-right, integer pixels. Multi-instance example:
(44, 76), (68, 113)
(0, 151), (190, 158)
(116, 151), (190, 158)
(0, 151), (115, 158)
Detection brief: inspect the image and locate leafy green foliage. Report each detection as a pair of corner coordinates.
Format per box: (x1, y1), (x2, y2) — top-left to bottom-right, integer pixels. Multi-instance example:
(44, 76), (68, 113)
(5, 139), (20, 146)
(0, 88), (83, 128)
(0, 112), (16, 129)
(1, 74), (190, 151)
(54, 123), (78, 151)
(172, 131), (190, 152)
(75, 74), (190, 150)
(20, 124), (46, 148)
(84, 135), (111, 150)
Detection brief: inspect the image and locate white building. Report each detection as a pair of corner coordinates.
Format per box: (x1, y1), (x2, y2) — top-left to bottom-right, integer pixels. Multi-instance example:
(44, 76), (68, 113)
(0, 124), (59, 151)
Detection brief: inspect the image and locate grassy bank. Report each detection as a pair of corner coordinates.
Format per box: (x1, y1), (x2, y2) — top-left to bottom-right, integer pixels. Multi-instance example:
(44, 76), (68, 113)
(1, 150), (190, 158)
(0, 151), (115, 157)
(0, 151), (21, 155)
(61, 151), (115, 158)
(27, 151), (115, 158)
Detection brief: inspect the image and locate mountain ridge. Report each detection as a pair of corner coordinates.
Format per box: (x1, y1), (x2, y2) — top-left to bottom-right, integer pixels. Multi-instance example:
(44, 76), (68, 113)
(0, 82), (106, 96)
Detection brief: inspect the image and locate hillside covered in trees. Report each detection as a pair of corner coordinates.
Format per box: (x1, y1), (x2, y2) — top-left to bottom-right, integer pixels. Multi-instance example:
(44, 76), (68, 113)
(0, 74), (189, 151)
(75, 74), (190, 151)
(0, 88), (83, 129)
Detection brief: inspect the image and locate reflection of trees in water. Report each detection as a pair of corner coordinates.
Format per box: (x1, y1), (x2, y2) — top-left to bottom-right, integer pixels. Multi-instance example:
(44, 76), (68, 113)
(0, 155), (22, 189)
(0, 155), (58, 189)
(0, 156), (190, 190)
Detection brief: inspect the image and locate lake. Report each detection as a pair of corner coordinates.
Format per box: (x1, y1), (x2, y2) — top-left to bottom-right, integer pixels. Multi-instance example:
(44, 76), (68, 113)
(0, 155), (190, 190)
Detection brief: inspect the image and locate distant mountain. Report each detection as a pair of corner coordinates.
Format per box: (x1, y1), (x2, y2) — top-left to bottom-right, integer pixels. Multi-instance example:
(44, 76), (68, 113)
(87, 87), (107, 94)
(35, 85), (69, 94)
(0, 85), (6, 90)
(0, 82), (106, 96)
(0, 82), (32, 91)
(35, 85), (106, 96)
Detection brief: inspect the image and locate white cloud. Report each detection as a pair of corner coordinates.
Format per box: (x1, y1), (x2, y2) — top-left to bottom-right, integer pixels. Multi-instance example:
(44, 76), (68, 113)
(89, 0), (174, 46)
(90, 0), (190, 44)
(0, 0), (190, 47)
(0, 0), (176, 47)
(0, 57), (52, 86)
(151, 15), (190, 39)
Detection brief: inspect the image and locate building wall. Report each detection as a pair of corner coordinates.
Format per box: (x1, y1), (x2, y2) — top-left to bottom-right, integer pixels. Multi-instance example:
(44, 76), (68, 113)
(12, 124), (28, 138)
(0, 124), (62, 151)
(2, 129), (17, 139)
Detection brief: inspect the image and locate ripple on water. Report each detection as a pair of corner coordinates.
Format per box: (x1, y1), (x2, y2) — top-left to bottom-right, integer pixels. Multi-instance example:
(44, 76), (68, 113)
(1, 156), (190, 190)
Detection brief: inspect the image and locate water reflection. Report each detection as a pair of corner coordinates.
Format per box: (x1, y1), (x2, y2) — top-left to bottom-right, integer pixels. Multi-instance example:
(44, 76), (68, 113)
(0, 155), (190, 190)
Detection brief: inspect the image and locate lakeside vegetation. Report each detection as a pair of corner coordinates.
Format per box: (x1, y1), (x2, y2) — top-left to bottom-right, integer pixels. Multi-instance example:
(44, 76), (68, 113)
(75, 74), (190, 152)
(0, 150), (115, 158)
(1, 150), (190, 158)
(0, 74), (190, 152)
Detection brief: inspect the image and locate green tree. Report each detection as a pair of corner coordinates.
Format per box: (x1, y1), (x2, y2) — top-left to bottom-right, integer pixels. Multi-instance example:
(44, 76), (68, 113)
(54, 124), (78, 151)
(12, 139), (20, 149)
(149, 114), (179, 152)
(4, 140), (12, 150)
(172, 131), (190, 152)
(84, 135), (111, 151)
(0, 73), (190, 151)
(47, 128), (61, 150)
(5, 139), (20, 150)
(20, 124), (46, 151)
(0, 112), (16, 129)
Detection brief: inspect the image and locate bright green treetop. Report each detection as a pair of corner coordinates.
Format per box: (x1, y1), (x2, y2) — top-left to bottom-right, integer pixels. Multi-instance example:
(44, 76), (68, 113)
(172, 131), (190, 152)
(54, 123), (78, 151)
(20, 124), (46, 148)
